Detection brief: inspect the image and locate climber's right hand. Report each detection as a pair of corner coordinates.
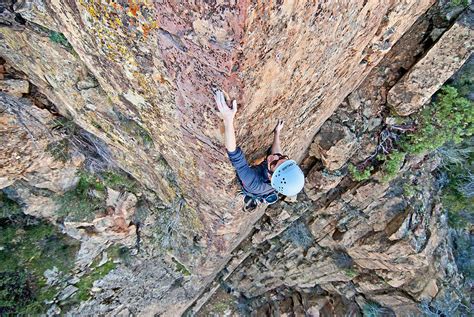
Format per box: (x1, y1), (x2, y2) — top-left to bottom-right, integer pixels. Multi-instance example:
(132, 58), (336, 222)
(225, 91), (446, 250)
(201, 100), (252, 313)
(214, 90), (237, 124)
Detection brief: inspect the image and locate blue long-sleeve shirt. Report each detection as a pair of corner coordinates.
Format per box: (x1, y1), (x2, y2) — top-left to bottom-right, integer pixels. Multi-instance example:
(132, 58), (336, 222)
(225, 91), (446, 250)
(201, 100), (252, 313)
(227, 147), (275, 196)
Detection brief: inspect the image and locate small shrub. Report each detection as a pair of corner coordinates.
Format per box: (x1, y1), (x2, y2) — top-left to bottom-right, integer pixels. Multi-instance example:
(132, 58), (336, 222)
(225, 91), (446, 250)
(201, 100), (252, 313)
(403, 184), (416, 198)
(379, 151), (406, 183)
(450, 0), (469, 7)
(348, 164), (373, 182)
(0, 192), (21, 218)
(0, 216), (79, 314)
(436, 140), (473, 168)
(436, 138), (474, 229)
(212, 301), (231, 314)
(0, 270), (33, 314)
(401, 86), (473, 155)
(171, 257), (191, 276)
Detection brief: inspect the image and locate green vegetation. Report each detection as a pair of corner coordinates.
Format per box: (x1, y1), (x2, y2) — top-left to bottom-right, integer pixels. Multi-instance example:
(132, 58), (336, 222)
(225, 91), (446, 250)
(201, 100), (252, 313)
(403, 184), (417, 198)
(437, 139), (474, 229)
(171, 257), (191, 276)
(344, 268), (358, 278)
(74, 261), (115, 301)
(351, 84), (472, 185)
(49, 31), (73, 50)
(52, 117), (79, 134)
(55, 168), (137, 221)
(55, 171), (105, 222)
(379, 151), (406, 183)
(46, 139), (71, 162)
(348, 164), (373, 181)
(0, 192), (22, 218)
(0, 216), (80, 314)
(450, 0), (469, 7)
(400, 86), (473, 155)
(101, 171), (138, 193)
(212, 301), (231, 314)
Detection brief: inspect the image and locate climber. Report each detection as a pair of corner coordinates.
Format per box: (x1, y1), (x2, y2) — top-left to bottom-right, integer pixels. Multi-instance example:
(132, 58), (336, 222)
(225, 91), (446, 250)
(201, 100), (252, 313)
(214, 90), (305, 211)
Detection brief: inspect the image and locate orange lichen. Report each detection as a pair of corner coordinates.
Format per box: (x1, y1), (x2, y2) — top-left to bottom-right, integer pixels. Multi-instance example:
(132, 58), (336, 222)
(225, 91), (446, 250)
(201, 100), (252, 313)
(128, 0), (139, 16)
(141, 21), (158, 39)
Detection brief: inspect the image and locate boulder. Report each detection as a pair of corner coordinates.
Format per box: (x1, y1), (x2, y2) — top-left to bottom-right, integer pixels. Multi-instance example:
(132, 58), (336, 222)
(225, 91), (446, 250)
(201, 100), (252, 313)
(388, 9), (474, 115)
(310, 123), (358, 171)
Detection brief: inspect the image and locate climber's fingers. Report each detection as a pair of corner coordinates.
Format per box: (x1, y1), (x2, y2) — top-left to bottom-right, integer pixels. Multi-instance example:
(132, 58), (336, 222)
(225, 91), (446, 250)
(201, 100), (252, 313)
(214, 90), (236, 116)
(214, 90), (224, 113)
(274, 119), (284, 133)
(219, 90), (228, 110)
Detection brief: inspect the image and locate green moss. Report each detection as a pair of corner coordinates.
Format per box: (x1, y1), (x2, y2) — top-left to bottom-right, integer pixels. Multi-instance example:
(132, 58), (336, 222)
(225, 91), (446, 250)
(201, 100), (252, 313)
(403, 184), (417, 198)
(101, 171), (137, 193)
(55, 167), (140, 222)
(74, 261), (115, 301)
(343, 268), (358, 278)
(55, 171), (105, 222)
(0, 217), (79, 314)
(348, 164), (373, 182)
(171, 257), (191, 276)
(379, 151), (406, 183)
(0, 192), (22, 218)
(212, 301), (231, 314)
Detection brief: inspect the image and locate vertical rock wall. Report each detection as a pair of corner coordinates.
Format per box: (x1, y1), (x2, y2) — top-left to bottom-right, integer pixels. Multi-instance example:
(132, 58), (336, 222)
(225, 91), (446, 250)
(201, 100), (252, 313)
(0, 0), (437, 314)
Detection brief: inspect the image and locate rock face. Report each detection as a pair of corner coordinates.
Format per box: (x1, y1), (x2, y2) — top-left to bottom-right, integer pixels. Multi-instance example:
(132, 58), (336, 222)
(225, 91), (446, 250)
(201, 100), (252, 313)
(0, 93), (80, 192)
(388, 7), (474, 115)
(192, 3), (470, 314)
(3, 0), (469, 315)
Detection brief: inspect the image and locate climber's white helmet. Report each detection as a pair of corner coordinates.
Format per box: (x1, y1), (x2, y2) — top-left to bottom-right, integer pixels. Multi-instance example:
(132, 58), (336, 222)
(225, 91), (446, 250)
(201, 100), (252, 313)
(270, 160), (305, 196)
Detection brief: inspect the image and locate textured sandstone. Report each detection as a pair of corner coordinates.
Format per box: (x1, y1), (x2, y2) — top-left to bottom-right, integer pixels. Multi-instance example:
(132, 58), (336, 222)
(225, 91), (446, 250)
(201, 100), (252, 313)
(0, 93), (77, 190)
(194, 10), (470, 307)
(0, 79), (29, 97)
(0, 92), (137, 251)
(0, 0), (441, 314)
(388, 8), (474, 115)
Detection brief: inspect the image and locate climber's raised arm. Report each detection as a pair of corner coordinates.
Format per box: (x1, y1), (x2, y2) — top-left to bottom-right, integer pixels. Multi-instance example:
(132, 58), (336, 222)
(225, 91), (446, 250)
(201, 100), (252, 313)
(271, 119), (284, 154)
(215, 90), (237, 152)
(215, 89), (304, 211)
